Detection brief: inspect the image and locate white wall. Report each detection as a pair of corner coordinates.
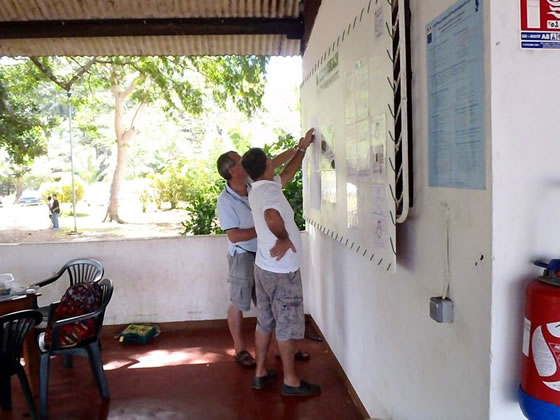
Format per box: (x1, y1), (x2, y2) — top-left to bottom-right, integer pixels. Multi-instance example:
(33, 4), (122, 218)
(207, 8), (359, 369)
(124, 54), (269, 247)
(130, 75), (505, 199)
(489, 2), (560, 420)
(1, 235), (245, 325)
(0, 234), (309, 325)
(302, 1), (493, 418)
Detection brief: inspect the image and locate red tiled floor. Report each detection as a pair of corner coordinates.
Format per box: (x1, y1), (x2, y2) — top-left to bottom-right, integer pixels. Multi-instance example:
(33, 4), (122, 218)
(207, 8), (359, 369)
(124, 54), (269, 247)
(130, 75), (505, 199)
(5, 319), (365, 419)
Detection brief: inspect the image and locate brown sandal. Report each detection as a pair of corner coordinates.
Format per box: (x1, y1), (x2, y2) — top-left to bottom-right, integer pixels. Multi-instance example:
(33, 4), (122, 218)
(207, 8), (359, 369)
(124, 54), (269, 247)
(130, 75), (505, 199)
(294, 351), (310, 361)
(235, 350), (256, 368)
(275, 351), (310, 361)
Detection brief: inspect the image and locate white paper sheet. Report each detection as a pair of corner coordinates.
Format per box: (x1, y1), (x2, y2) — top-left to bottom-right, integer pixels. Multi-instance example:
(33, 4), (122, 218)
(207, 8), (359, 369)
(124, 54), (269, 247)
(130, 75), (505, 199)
(371, 113), (387, 184)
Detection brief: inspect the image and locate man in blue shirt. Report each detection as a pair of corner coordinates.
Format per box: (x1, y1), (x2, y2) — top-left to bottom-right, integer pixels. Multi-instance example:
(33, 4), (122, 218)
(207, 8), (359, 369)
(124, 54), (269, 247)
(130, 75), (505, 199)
(216, 148), (295, 368)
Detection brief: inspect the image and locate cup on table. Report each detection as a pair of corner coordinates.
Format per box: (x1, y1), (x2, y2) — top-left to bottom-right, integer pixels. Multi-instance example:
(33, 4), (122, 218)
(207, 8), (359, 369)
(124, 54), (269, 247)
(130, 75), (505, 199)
(0, 273), (14, 296)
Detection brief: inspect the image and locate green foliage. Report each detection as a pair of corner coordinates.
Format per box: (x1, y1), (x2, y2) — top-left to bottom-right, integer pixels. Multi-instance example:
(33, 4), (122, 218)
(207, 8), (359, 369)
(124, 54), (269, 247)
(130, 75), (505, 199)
(146, 158), (223, 235)
(43, 55), (269, 132)
(0, 61), (58, 168)
(150, 165), (188, 210)
(263, 134), (305, 230)
(42, 177), (85, 204)
(60, 183), (85, 204)
(74, 148), (110, 184)
(181, 178), (224, 236)
(139, 189), (152, 213)
(179, 161), (224, 235)
(190, 56), (268, 117)
(178, 132), (306, 236)
(228, 127), (251, 154)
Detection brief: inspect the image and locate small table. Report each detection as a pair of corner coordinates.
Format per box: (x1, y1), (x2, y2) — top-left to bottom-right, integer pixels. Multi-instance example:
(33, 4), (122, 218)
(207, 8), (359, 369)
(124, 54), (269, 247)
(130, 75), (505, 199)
(0, 293), (40, 393)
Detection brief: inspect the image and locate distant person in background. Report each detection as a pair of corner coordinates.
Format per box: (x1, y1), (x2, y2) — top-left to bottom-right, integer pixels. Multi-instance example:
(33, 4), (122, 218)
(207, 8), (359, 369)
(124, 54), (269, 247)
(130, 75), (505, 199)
(51, 193), (60, 229)
(47, 195), (53, 227)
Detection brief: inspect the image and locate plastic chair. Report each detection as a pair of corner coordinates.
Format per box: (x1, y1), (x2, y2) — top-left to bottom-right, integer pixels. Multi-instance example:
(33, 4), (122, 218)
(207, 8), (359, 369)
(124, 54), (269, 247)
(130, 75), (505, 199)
(39, 278), (113, 420)
(0, 309), (43, 420)
(30, 258), (104, 321)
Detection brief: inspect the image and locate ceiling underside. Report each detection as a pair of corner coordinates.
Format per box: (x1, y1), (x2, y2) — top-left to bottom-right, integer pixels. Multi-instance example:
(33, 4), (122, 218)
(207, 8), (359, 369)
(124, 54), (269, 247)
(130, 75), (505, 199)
(0, 35), (301, 56)
(0, 0), (301, 20)
(0, 0), (310, 56)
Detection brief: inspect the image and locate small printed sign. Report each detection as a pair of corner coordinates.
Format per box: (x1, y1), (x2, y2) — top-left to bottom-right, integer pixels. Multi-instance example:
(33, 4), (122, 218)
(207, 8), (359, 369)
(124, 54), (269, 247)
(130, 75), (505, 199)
(520, 0), (560, 49)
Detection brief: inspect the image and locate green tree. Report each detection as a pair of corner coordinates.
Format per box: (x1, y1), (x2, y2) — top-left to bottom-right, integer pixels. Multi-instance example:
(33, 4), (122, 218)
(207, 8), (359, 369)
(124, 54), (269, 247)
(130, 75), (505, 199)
(30, 55), (268, 223)
(0, 61), (58, 200)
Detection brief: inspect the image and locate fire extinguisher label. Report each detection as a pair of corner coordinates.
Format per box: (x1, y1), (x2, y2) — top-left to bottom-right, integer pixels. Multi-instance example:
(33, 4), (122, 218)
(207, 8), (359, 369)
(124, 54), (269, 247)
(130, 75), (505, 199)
(523, 317), (531, 357)
(544, 380), (560, 391)
(533, 326), (558, 377)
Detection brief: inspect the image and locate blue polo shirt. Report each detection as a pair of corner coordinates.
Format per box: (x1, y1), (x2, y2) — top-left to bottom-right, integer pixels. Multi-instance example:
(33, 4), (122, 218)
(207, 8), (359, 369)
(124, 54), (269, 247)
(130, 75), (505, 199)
(217, 183), (257, 256)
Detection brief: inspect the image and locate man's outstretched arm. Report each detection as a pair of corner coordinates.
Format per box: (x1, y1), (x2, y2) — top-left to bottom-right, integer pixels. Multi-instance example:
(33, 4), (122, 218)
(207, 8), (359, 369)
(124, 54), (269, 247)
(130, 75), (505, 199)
(264, 209), (295, 260)
(279, 128), (314, 186)
(271, 148), (296, 170)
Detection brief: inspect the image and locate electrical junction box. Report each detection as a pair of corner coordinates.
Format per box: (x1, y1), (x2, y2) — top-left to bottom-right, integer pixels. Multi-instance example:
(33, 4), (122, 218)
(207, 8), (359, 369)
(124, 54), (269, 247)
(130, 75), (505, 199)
(430, 297), (454, 323)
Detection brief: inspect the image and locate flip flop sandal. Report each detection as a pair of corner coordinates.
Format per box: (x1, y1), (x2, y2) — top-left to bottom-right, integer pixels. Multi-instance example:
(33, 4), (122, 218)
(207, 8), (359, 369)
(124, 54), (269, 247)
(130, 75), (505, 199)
(235, 349), (256, 368)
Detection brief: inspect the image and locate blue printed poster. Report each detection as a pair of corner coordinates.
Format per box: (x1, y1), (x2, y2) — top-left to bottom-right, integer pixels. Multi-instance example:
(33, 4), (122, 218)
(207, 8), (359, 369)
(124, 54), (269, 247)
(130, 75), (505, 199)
(427, 0), (486, 190)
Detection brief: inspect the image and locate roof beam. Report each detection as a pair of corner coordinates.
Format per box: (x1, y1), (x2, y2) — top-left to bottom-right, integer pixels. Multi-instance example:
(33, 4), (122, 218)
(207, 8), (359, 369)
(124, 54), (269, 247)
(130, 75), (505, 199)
(301, 0), (321, 53)
(0, 17), (304, 40)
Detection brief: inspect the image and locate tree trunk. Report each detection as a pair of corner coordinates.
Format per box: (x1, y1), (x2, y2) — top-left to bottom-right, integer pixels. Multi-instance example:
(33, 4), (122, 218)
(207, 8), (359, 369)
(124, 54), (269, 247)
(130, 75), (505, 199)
(104, 131), (131, 223)
(13, 177), (24, 203)
(103, 78), (138, 223)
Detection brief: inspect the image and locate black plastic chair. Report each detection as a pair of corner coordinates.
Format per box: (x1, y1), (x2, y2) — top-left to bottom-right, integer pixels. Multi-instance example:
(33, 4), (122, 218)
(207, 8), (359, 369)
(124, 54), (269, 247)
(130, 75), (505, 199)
(39, 278), (113, 420)
(0, 309), (43, 420)
(30, 258), (104, 321)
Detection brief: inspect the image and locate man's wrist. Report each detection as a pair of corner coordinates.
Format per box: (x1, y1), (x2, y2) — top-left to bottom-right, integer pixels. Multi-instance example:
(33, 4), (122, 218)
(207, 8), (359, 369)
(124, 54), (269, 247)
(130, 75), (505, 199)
(273, 230), (289, 241)
(295, 146), (306, 153)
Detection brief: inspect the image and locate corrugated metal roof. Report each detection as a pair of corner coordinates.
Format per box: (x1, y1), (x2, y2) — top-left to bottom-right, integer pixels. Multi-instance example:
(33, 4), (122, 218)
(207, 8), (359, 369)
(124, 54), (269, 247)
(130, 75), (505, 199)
(0, 0), (301, 20)
(0, 34), (301, 56)
(0, 0), (304, 56)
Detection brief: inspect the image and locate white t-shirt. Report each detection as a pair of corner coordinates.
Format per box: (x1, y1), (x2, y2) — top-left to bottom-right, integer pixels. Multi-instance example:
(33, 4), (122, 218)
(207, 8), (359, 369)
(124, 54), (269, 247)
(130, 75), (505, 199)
(248, 176), (301, 273)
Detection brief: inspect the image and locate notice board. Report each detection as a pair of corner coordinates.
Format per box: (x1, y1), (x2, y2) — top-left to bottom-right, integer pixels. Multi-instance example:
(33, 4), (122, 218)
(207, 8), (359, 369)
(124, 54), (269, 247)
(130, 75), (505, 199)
(427, 0), (486, 190)
(301, 0), (397, 272)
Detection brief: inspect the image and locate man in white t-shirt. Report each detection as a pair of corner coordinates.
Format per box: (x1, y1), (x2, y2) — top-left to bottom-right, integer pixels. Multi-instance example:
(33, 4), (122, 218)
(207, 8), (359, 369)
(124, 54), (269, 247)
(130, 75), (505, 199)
(241, 128), (320, 397)
(216, 148), (297, 368)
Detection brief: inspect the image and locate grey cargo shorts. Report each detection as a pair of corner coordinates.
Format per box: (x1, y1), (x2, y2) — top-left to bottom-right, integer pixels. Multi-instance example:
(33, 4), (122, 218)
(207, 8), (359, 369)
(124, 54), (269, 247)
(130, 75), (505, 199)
(227, 251), (256, 312)
(254, 265), (304, 341)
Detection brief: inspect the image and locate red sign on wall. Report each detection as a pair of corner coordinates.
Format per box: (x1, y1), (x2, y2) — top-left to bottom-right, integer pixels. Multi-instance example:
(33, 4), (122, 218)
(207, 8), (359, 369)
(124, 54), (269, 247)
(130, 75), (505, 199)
(521, 0), (560, 31)
(520, 0), (560, 49)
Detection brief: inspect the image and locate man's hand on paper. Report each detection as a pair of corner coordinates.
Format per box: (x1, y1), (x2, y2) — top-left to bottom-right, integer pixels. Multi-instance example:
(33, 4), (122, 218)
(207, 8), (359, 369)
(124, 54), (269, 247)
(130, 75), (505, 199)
(299, 128), (314, 150)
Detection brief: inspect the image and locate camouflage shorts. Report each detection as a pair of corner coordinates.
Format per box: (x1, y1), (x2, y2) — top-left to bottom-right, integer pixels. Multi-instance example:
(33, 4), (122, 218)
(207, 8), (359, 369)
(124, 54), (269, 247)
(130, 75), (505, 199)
(227, 252), (256, 312)
(254, 265), (304, 341)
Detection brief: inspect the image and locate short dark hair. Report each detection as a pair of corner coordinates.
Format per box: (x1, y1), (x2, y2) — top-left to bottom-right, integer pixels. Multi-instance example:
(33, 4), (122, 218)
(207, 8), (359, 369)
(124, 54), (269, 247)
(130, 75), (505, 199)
(217, 151), (236, 180)
(241, 148), (267, 180)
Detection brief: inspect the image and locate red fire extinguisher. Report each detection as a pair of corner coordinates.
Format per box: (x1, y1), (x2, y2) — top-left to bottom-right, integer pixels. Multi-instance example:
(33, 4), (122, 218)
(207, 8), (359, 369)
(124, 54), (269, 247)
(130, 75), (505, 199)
(519, 260), (560, 418)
